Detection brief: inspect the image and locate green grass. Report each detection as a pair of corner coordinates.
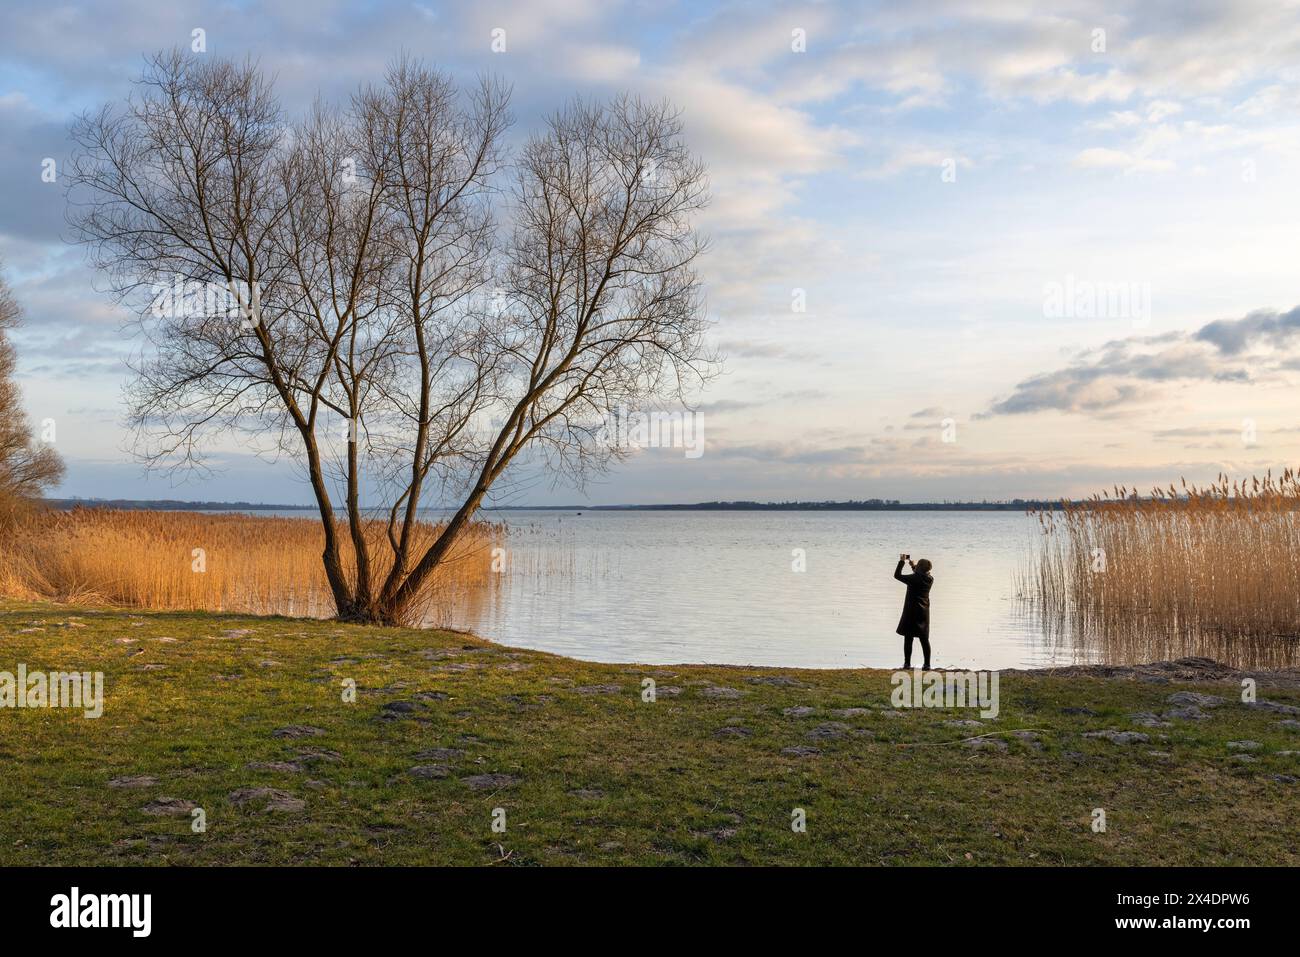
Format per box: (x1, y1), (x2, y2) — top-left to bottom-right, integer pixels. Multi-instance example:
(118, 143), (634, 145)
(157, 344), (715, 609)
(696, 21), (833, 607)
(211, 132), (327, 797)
(2, 600), (1298, 865)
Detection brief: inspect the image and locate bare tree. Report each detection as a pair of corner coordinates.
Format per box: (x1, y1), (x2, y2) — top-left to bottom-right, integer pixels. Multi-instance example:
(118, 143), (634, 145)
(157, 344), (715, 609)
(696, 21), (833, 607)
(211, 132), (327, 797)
(0, 265), (65, 520)
(68, 52), (714, 626)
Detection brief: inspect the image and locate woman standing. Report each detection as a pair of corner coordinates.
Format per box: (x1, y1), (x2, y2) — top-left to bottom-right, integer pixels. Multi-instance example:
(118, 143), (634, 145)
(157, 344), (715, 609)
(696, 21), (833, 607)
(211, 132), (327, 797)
(893, 555), (934, 670)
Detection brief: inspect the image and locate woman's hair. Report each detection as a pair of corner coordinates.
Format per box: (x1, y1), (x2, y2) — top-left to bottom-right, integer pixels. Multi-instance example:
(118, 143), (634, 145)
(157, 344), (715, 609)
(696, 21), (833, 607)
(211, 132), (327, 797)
(915, 558), (932, 574)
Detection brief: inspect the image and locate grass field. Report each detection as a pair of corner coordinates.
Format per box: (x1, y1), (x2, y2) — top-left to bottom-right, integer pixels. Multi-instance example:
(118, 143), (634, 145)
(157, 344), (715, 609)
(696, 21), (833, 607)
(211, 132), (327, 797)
(2, 600), (1299, 866)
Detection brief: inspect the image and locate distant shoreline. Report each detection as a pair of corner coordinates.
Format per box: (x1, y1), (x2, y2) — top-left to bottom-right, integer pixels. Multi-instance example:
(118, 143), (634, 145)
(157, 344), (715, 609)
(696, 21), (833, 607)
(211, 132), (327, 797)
(47, 498), (319, 512)
(46, 497), (1064, 512)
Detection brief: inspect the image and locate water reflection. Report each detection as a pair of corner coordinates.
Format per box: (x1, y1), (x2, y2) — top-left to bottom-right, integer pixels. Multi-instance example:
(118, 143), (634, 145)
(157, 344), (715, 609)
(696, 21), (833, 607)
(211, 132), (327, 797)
(418, 510), (1296, 670)
(1035, 607), (1300, 671)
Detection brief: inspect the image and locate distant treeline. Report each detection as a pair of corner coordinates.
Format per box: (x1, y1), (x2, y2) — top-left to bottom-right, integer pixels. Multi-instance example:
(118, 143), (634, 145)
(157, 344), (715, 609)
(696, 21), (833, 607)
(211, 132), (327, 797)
(48, 498), (316, 511)
(47, 497), (1069, 512)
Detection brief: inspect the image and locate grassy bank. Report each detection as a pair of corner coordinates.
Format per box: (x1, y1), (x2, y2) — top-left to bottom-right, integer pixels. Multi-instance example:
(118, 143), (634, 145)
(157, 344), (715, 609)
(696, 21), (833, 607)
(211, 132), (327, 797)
(2, 600), (1298, 866)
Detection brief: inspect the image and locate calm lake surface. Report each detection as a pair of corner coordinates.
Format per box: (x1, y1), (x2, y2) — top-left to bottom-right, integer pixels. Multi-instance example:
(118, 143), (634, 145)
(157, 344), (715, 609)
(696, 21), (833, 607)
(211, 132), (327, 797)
(444, 509), (1056, 669)
(236, 507), (1295, 669)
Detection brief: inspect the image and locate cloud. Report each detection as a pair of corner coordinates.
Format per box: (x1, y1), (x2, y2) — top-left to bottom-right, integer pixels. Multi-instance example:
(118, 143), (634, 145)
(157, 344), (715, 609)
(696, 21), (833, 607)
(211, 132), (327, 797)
(1072, 146), (1174, 174)
(982, 305), (1300, 417)
(694, 399), (763, 416)
(1194, 305), (1300, 355)
(860, 148), (970, 179)
(0, 95), (72, 245)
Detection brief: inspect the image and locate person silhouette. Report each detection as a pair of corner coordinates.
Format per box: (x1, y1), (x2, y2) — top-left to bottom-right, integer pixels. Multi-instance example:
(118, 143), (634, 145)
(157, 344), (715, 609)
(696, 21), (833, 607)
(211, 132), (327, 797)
(893, 555), (934, 670)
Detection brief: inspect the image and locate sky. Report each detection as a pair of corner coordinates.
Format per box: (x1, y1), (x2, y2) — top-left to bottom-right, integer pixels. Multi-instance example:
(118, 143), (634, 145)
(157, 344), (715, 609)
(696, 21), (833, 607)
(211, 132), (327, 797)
(2, 0), (1300, 506)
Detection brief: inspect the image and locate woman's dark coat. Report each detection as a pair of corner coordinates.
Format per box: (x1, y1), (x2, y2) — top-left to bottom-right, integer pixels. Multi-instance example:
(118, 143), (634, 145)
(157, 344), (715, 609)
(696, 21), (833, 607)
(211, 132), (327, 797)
(894, 560), (933, 638)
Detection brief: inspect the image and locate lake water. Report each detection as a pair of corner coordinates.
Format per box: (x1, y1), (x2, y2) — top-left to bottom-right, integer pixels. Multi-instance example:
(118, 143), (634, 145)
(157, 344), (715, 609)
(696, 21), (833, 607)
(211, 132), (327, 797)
(442, 509), (1059, 669)
(234, 507), (1295, 670)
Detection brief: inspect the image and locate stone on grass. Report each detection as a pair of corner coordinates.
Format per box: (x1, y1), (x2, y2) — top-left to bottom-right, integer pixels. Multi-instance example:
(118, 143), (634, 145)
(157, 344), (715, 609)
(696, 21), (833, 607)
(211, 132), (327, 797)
(1162, 706), (1210, 721)
(1277, 720), (1300, 732)
(691, 827), (738, 841)
(781, 745), (822, 757)
(747, 675), (803, 687)
(699, 686), (745, 700)
(1166, 692), (1225, 709)
(963, 737), (1007, 752)
(1083, 730), (1149, 745)
(108, 775), (157, 789)
(461, 773), (518, 791)
(574, 684), (622, 695)
(806, 722), (850, 740)
(273, 725), (326, 738)
(945, 719), (983, 728)
(407, 764), (450, 780)
(293, 747), (342, 763)
(1129, 712), (1172, 728)
(413, 748), (464, 762)
(141, 797), (197, 816)
(228, 787), (305, 812)
(1247, 700), (1300, 716)
(714, 726), (752, 738)
(569, 788), (606, 800)
(246, 761), (303, 774)
(782, 706), (815, 718)
(833, 708), (873, 717)
(1227, 740), (1261, 751)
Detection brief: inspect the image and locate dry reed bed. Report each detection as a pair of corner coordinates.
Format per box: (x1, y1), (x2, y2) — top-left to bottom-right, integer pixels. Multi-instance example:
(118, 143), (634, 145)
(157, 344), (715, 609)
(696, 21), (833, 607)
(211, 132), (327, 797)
(0, 507), (499, 622)
(1027, 471), (1300, 659)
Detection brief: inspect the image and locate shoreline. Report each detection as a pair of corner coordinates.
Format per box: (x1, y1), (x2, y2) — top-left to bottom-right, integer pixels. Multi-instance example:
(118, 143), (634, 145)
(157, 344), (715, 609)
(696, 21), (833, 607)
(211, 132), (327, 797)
(6, 599), (1300, 684)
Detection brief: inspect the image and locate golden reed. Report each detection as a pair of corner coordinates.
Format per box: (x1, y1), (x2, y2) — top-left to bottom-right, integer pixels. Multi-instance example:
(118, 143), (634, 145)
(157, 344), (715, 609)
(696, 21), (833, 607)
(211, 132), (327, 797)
(0, 507), (499, 624)
(1025, 471), (1300, 668)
